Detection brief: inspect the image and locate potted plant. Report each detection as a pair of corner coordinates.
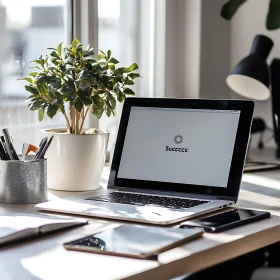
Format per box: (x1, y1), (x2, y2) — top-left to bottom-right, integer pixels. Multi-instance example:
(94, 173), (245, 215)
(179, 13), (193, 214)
(21, 38), (140, 191)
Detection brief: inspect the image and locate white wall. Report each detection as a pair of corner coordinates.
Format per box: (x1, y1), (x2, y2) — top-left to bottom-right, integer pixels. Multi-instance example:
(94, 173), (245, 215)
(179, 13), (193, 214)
(165, 0), (201, 98)
(164, 0), (277, 147)
(230, 0), (280, 147)
(200, 0), (230, 99)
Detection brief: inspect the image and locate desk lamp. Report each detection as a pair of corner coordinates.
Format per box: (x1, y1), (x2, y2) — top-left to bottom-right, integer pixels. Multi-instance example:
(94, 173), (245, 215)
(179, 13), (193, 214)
(226, 34), (280, 171)
(226, 34), (273, 101)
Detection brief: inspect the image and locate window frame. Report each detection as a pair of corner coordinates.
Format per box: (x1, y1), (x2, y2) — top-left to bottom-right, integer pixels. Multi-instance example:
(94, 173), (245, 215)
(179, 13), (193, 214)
(72, 0), (167, 129)
(72, 0), (99, 129)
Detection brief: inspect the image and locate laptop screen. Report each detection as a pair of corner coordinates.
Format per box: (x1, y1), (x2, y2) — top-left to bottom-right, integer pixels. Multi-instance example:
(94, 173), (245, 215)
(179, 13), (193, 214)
(117, 107), (241, 188)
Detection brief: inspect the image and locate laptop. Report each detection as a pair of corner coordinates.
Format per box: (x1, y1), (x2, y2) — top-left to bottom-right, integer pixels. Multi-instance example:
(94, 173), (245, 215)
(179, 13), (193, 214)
(36, 98), (254, 225)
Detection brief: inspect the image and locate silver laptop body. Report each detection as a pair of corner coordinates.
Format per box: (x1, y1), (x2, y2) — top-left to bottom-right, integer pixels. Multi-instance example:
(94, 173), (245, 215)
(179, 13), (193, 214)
(36, 98), (254, 225)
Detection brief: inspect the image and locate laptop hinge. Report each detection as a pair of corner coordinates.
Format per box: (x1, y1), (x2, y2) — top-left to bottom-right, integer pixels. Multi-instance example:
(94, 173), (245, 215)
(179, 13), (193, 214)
(216, 196), (237, 203)
(110, 186), (236, 202)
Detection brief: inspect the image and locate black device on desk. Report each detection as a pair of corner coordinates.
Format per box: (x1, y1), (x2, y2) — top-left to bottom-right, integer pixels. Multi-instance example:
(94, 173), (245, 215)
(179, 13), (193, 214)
(180, 208), (270, 233)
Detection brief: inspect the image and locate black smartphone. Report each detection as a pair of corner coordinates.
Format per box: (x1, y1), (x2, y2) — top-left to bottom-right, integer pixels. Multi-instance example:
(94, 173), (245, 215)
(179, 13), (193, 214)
(180, 208), (270, 233)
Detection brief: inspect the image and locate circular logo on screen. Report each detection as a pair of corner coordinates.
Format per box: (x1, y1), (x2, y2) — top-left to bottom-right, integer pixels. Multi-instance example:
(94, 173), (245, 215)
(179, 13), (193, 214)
(174, 135), (183, 144)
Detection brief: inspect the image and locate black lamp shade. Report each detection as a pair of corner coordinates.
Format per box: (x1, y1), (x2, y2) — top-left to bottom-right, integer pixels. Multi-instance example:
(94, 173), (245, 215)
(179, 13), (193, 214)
(226, 35), (274, 100)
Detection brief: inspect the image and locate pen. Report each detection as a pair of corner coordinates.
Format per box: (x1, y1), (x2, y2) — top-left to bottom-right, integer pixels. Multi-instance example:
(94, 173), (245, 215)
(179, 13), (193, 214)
(2, 128), (20, 160)
(38, 135), (54, 159)
(39, 137), (48, 147)
(34, 137), (48, 160)
(0, 136), (10, 160)
(0, 141), (7, 160)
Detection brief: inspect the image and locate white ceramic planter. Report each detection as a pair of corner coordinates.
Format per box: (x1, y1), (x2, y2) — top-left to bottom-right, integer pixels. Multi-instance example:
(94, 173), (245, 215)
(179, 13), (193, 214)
(43, 128), (109, 191)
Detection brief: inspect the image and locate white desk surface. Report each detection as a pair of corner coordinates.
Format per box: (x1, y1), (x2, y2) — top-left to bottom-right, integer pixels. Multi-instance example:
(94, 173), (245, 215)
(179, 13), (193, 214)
(1, 149), (280, 280)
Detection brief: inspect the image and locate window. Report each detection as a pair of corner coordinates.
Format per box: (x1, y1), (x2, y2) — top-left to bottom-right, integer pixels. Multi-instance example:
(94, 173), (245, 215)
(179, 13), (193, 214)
(0, 0), (160, 154)
(0, 0), (71, 151)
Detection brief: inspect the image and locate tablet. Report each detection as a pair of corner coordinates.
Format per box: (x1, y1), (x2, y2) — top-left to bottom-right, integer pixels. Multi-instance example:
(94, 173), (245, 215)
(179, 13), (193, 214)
(63, 225), (203, 259)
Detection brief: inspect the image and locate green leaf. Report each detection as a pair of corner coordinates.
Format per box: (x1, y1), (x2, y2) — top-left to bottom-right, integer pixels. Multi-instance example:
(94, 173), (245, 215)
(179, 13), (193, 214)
(79, 94), (92, 106)
(116, 91), (125, 103)
(37, 83), (48, 95)
(220, 0), (247, 20)
(107, 50), (112, 60)
(28, 72), (39, 77)
(105, 107), (111, 117)
(92, 95), (105, 119)
(129, 73), (140, 79)
(77, 78), (91, 90)
(74, 98), (83, 112)
(71, 38), (81, 47)
(92, 105), (104, 119)
(38, 108), (44, 121)
(57, 42), (63, 56)
(29, 101), (43, 110)
(97, 52), (106, 60)
(18, 77), (33, 83)
(126, 79), (134, 85)
(47, 104), (58, 118)
(48, 77), (61, 89)
(127, 63), (138, 72)
(26, 95), (34, 101)
(107, 94), (116, 110)
(92, 95), (105, 110)
(123, 88), (135, 95)
(108, 63), (115, 71)
(115, 67), (128, 74)
(267, 0), (280, 30)
(76, 46), (83, 58)
(28, 66), (41, 70)
(109, 58), (119, 64)
(84, 48), (94, 57)
(25, 85), (39, 95)
(104, 101), (112, 117)
(60, 87), (74, 97)
(32, 59), (44, 67)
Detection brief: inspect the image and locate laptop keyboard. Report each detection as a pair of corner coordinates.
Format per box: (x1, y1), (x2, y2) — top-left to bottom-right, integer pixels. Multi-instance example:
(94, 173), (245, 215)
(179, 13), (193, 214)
(85, 192), (210, 210)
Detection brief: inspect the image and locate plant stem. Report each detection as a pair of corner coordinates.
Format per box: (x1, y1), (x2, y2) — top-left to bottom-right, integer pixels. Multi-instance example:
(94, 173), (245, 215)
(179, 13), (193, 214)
(62, 112), (71, 133)
(70, 105), (76, 133)
(75, 111), (80, 134)
(79, 106), (90, 133)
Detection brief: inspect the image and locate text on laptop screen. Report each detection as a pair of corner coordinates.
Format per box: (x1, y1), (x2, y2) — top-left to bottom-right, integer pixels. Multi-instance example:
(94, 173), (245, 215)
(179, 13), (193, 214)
(117, 107), (241, 188)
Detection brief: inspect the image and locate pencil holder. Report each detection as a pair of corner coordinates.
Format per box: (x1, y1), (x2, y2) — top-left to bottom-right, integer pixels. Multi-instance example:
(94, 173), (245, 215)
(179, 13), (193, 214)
(0, 159), (47, 204)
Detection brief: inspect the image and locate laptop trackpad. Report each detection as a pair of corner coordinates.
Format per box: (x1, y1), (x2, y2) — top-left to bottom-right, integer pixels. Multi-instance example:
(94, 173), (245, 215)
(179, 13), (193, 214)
(89, 202), (186, 221)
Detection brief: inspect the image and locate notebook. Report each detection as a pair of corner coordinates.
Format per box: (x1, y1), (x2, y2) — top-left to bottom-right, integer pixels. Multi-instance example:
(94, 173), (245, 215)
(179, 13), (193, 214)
(0, 213), (87, 245)
(64, 224), (203, 259)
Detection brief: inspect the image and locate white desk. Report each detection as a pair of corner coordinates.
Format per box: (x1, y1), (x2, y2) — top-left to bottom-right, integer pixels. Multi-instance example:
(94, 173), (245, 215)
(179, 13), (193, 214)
(1, 152), (280, 280)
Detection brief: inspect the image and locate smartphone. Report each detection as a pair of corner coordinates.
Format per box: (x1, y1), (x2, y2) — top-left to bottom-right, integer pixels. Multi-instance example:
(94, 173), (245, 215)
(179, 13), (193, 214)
(180, 208), (270, 233)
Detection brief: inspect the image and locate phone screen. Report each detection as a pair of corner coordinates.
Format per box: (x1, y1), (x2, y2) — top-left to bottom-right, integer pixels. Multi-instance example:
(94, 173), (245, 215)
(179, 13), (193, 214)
(181, 208), (270, 232)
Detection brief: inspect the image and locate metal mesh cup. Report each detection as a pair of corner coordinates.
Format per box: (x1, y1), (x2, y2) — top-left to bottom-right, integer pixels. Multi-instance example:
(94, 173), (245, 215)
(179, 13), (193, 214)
(0, 159), (47, 204)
